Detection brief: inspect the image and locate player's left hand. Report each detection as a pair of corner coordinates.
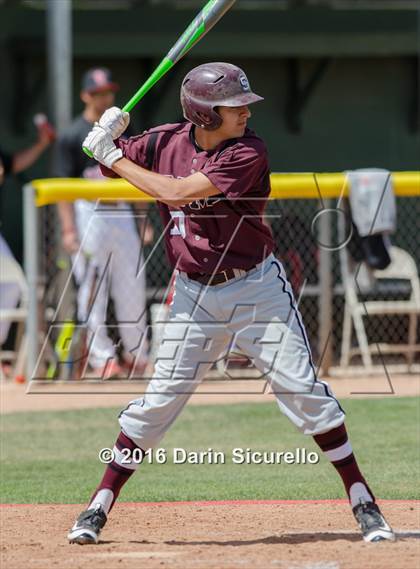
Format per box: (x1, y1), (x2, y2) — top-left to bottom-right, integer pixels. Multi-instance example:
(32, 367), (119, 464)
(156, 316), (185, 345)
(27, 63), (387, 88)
(82, 125), (123, 168)
(98, 106), (130, 140)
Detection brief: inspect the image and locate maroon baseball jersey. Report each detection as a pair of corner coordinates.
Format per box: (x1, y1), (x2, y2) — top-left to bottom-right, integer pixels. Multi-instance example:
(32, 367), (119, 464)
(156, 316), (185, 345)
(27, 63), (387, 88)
(101, 122), (274, 273)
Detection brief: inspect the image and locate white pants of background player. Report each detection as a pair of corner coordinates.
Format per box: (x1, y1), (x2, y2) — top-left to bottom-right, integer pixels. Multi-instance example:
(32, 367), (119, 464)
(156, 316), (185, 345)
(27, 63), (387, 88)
(119, 254), (345, 448)
(74, 200), (148, 369)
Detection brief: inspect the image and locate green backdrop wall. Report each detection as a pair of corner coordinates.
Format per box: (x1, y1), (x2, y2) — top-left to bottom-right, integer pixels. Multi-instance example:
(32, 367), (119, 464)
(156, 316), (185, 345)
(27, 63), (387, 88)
(0, 5), (418, 261)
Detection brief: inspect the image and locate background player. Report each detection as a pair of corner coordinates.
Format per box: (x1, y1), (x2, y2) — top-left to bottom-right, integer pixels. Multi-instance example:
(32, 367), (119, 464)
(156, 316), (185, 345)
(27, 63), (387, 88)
(55, 67), (151, 378)
(68, 62), (395, 544)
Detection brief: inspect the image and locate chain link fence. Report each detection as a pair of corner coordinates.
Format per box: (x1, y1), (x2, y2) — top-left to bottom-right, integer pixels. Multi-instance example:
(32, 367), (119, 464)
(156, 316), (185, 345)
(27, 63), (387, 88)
(27, 177), (420, 380)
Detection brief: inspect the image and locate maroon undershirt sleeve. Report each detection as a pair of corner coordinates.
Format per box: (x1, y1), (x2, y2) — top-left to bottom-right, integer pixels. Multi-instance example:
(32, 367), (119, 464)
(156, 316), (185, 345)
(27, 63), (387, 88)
(201, 142), (268, 199)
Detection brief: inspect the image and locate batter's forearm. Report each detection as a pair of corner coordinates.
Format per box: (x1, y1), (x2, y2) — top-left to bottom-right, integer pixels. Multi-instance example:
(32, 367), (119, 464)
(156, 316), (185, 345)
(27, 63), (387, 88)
(112, 157), (220, 206)
(112, 158), (183, 206)
(84, 126), (218, 205)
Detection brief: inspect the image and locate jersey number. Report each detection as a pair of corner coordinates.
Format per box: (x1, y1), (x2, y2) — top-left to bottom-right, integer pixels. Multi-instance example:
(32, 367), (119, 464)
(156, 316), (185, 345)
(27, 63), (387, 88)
(170, 211), (186, 239)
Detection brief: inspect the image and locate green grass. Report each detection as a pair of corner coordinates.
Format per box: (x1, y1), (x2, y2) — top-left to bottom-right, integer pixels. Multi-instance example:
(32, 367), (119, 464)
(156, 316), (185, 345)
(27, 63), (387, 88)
(1, 398), (419, 503)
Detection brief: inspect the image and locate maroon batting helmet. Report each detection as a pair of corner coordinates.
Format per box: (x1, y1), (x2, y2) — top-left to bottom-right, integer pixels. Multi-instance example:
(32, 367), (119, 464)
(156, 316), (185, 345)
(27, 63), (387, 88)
(180, 62), (263, 131)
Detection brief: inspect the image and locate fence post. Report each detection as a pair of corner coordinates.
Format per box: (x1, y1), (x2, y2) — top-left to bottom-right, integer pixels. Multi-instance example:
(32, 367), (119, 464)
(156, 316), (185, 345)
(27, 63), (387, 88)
(318, 200), (333, 375)
(23, 183), (39, 380)
(47, 0), (72, 133)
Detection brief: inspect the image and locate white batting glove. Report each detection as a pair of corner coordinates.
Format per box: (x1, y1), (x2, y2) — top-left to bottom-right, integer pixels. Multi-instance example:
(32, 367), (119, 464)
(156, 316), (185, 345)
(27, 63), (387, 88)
(98, 106), (130, 139)
(82, 125), (123, 169)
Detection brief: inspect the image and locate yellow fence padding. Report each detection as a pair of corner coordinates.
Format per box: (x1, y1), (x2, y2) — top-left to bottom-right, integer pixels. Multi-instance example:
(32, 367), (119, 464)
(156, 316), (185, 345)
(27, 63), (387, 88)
(31, 171), (420, 207)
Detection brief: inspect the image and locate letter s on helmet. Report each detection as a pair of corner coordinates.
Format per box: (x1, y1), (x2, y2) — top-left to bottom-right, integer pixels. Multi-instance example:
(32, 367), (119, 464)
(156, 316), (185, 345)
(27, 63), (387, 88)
(180, 62), (263, 131)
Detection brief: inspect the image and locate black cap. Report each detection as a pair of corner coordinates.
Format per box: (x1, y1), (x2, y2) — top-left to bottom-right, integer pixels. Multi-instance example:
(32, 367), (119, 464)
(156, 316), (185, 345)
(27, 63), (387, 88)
(81, 67), (119, 94)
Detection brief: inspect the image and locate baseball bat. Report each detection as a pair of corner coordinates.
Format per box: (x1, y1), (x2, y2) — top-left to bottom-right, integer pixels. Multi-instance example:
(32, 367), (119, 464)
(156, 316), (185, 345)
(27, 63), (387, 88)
(83, 0), (236, 157)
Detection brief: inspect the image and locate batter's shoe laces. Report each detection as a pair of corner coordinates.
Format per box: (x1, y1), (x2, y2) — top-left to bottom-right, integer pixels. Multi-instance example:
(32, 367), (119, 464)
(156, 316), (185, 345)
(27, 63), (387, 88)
(352, 499), (395, 543)
(68, 504), (107, 545)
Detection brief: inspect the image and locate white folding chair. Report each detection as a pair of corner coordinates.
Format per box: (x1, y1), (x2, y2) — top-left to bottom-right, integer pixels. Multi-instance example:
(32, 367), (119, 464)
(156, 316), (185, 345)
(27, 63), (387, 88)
(0, 253), (29, 379)
(340, 245), (420, 372)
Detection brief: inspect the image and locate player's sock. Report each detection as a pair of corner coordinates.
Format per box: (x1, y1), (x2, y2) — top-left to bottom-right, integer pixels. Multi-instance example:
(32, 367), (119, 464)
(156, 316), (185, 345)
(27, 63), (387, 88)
(88, 431), (142, 515)
(313, 423), (375, 507)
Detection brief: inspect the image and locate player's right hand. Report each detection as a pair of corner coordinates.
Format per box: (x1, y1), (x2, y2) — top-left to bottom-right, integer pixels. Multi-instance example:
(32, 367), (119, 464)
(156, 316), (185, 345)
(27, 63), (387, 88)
(98, 106), (130, 140)
(62, 227), (80, 254)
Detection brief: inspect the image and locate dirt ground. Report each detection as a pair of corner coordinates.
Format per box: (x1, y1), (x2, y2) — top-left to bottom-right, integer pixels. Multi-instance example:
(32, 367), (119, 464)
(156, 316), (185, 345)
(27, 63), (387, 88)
(1, 375), (419, 568)
(1, 373), (419, 414)
(1, 501), (419, 569)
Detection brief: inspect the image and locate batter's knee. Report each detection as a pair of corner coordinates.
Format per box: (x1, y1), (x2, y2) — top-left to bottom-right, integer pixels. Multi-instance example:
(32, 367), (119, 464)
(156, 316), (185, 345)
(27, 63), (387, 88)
(274, 381), (346, 436)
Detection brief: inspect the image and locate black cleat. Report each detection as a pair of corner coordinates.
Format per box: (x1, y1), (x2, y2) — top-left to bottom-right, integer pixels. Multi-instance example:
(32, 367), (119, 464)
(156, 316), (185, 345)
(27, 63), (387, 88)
(68, 504), (107, 545)
(353, 499), (395, 543)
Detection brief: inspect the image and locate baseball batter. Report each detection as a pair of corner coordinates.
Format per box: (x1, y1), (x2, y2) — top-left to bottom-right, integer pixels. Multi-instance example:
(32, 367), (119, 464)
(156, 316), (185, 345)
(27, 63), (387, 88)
(68, 63), (395, 545)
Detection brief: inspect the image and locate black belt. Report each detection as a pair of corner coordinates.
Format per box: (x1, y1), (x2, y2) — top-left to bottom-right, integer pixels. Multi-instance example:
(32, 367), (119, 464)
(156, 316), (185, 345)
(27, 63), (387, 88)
(186, 265), (256, 286)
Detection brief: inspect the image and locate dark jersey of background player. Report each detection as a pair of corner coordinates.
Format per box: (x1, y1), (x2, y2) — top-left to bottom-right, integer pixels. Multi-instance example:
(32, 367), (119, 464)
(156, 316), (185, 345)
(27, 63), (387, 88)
(54, 116), (101, 179)
(1, 120), (53, 190)
(0, 149), (13, 188)
(101, 122), (274, 273)
(55, 115), (135, 180)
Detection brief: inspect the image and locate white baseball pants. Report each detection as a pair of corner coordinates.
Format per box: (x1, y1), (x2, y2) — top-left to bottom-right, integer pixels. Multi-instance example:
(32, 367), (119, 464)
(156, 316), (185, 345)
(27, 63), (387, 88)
(74, 200), (148, 368)
(119, 254), (345, 448)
